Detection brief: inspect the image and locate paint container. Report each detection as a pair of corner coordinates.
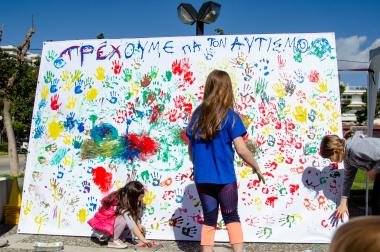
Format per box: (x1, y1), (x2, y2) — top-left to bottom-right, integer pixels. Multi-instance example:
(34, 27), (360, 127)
(33, 241), (64, 251)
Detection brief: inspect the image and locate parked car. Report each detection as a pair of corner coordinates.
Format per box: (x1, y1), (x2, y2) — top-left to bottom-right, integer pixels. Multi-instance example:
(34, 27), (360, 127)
(17, 141), (28, 154)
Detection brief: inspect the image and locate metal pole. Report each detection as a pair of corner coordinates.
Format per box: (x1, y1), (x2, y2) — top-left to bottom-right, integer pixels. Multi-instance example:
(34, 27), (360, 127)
(196, 21), (204, 36)
(367, 46), (380, 215)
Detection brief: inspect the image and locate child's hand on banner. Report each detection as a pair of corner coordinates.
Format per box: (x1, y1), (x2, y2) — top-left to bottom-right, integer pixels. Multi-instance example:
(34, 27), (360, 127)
(254, 169), (266, 184)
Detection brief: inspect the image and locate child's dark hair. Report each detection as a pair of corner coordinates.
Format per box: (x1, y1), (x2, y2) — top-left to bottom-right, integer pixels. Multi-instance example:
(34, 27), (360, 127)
(102, 181), (145, 223)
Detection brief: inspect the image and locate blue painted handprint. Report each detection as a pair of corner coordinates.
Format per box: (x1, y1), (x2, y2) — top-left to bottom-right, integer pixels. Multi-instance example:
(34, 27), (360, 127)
(106, 91), (118, 104)
(50, 78), (60, 93)
(74, 80), (84, 94)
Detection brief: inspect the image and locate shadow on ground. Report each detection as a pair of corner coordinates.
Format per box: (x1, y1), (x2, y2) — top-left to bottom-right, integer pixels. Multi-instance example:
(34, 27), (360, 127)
(0, 224), (15, 237)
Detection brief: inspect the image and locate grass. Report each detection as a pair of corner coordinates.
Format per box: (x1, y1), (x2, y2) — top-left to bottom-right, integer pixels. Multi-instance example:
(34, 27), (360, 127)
(0, 151), (8, 156)
(352, 169), (374, 190)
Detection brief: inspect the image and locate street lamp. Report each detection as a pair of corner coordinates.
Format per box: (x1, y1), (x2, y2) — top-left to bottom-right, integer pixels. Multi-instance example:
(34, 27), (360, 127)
(177, 1), (221, 36)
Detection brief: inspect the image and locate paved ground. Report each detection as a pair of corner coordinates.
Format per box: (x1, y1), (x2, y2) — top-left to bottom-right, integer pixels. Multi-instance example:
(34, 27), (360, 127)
(0, 155), (26, 175)
(0, 225), (329, 252)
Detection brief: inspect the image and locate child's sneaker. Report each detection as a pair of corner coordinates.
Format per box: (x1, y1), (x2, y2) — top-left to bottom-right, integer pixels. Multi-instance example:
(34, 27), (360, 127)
(135, 241), (163, 251)
(107, 239), (128, 249)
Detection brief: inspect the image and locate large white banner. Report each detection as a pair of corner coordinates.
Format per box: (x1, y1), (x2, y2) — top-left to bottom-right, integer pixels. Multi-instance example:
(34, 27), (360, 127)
(19, 33), (343, 242)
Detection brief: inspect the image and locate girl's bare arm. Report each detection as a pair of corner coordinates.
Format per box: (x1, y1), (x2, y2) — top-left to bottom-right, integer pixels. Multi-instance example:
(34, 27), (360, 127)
(233, 136), (265, 183)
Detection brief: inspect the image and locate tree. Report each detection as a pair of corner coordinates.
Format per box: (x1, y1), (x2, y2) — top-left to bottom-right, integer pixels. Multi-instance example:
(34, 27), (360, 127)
(0, 52), (38, 142)
(355, 90), (380, 124)
(340, 83), (351, 113)
(96, 33), (105, 39)
(214, 28), (225, 35)
(0, 22), (35, 176)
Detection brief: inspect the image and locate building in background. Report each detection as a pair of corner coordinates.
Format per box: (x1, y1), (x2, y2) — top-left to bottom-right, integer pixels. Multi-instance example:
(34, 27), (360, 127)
(340, 84), (366, 125)
(340, 83), (380, 137)
(0, 45), (40, 64)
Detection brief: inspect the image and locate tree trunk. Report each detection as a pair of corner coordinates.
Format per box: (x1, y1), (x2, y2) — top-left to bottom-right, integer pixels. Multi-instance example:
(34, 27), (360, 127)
(3, 97), (19, 176)
(4, 23), (35, 177)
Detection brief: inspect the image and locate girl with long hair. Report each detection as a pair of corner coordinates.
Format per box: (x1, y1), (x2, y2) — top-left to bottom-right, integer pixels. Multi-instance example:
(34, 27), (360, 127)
(186, 70), (265, 252)
(88, 180), (159, 249)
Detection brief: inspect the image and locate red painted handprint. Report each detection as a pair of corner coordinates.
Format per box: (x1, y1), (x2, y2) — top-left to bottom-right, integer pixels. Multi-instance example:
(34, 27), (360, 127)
(183, 71), (195, 85)
(50, 94), (62, 110)
(277, 55), (286, 70)
(265, 196), (278, 208)
(308, 70), (319, 83)
(172, 59), (183, 75)
(112, 60), (123, 75)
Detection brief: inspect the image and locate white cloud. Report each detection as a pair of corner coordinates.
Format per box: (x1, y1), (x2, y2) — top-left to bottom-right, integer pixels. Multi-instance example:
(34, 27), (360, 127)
(336, 35), (380, 69)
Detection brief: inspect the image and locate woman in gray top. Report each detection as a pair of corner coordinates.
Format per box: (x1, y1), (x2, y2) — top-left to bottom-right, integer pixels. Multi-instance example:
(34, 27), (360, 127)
(319, 131), (380, 219)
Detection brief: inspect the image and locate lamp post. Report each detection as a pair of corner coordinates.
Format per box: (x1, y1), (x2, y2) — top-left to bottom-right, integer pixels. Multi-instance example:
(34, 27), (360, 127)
(177, 1), (221, 36)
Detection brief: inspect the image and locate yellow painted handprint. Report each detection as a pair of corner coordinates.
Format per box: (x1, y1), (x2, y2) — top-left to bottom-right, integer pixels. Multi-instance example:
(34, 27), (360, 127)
(66, 96), (76, 109)
(329, 122), (339, 133)
(94, 67), (105, 80)
(62, 155), (72, 167)
(60, 70), (71, 81)
(240, 167), (252, 179)
(115, 179), (124, 190)
(34, 212), (48, 234)
(143, 191), (157, 205)
(41, 85), (49, 100)
(253, 197), (263, 211)
(86, 87), (98, 101)
(77, 208), (88, 223)
(307, 99), (317, 108)
(63, 79), (74, 92)
(292, 106), (307, 123)
(316, 79), (328, 93)
(48, 119), (64, 139)
(23, 200), (32, 216)
(273, 82), (286, 98)
(331, 111), (339, 120)
(323, 101), (335, 111)
(63, 134), (72, 145)
(318, 112), (325, 121)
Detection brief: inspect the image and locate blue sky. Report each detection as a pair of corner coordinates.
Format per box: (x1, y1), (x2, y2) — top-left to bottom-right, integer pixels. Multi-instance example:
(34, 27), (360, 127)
(1, 0), (379, 86)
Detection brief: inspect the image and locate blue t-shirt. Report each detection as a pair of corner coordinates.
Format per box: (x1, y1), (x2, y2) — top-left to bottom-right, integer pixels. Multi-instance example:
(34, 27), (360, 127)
(186, 109), (247, 184)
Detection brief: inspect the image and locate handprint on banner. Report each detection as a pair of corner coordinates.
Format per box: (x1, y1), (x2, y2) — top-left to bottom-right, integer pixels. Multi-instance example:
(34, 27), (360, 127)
(112, 60), (123, 75)
(181, 223), (197, 238)
(167, 213), (184, 228)
(143, 191), (157, 205)
(279, 214), (303, 228)
(94, 67), (105, 80)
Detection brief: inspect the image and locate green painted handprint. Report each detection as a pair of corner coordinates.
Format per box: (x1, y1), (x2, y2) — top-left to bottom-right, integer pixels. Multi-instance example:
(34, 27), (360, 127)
(85, 77), (94, 88)
(44, 71), (55, 84)
(255, 78), (267, 96)
(46, 50), (58, 62)
(140, 170), (150, 183)
(162, 70), (172, 82)
(123, 68), (132, 82)
(149, 66), (159, 80)
(72, 70), (83, 82)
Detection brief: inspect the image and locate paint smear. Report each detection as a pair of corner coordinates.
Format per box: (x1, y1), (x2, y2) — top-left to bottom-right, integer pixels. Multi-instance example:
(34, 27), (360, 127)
(48, 119), (64, 139)
(77, 208), (88, 223)
(92, 166), (113, 193)
(127, 133), (159, 160)
(180, 128), (189, 144)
